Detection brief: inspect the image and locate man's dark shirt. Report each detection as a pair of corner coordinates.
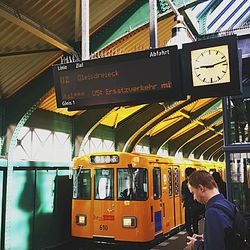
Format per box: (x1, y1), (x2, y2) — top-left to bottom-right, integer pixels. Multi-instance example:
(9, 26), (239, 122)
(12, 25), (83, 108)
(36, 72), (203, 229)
(194, 193), (235, 250)
(181, 179), (196, 207)
(218, 181), (227, 198)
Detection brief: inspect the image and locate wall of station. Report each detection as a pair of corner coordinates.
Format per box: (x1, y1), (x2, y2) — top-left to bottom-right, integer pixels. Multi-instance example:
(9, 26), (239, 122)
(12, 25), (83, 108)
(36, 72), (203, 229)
(0, 162), (72, 250)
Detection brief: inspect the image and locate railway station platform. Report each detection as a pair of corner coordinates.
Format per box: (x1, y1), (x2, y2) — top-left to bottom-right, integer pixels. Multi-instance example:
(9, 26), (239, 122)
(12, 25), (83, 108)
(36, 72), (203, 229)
(150, 231), (188, 250)
(150, 219), (204, 250)
(56, 220), (204, 250)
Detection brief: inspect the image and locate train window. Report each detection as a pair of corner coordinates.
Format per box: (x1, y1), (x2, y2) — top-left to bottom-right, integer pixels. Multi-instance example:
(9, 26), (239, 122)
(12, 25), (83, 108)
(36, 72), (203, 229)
(173, 168), (179, 195)
(117, 168), (148, 201)
(94, 169), (114, 200)
(73, 168), (91, 200)
(153, 168), (161, 199)
(168, 168), (173, 196)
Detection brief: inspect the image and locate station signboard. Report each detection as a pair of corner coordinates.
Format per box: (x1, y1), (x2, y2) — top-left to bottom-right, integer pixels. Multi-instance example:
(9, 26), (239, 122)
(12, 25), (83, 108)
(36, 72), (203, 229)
(53, 46), (183, 110)
(53, 35), (242, 110)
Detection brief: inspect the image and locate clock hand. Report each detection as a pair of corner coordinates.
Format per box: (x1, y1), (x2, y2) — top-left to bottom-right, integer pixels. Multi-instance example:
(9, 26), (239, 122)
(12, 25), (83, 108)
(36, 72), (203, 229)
(213, 59), (227, 67)
(198, 60), (227, 69)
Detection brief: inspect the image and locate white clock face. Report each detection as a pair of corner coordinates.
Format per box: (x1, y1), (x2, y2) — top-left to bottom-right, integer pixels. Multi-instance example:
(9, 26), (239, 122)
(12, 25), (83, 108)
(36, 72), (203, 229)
(191, 45), (231, 87)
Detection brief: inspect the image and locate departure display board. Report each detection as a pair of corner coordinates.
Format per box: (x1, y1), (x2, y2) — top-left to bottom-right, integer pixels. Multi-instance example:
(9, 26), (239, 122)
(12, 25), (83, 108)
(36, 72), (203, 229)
(53, 46), (183, 109)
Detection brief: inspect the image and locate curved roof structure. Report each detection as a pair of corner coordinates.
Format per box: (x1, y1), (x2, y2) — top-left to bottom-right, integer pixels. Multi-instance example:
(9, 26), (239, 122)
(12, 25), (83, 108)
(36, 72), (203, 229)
(0, 0), (249, 161)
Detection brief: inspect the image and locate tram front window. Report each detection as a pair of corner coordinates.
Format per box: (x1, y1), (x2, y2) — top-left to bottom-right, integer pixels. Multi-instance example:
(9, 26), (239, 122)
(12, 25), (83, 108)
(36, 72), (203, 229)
(73, 168), (91, 199)
(118, 168), (148, 201)
(94, 169), (114, 200)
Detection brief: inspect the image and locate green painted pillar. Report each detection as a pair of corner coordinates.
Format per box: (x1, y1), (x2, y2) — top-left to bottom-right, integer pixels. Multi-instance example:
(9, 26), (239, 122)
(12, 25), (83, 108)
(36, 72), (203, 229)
(0, 102), (6, 156)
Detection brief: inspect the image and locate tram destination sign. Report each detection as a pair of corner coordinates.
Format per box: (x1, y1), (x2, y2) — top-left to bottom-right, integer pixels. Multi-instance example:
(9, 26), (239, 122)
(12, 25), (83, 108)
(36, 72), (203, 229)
(53, 46), (183, 109)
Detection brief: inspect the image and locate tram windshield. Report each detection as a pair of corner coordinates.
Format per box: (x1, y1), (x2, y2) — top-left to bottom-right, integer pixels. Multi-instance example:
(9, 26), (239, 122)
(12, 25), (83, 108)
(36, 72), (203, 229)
(94, 169), (114, 200)
(117, 168), (148, 201)
(73, 168), (91, 200)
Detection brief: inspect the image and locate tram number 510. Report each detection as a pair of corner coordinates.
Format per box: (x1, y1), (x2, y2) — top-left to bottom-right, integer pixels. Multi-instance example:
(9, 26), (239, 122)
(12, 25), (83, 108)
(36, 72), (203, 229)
(99, 224), (108, 231)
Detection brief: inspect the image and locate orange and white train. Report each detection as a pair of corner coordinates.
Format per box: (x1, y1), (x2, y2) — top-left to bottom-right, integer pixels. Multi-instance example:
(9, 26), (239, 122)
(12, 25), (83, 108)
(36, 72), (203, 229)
(71, 152), (225, 243)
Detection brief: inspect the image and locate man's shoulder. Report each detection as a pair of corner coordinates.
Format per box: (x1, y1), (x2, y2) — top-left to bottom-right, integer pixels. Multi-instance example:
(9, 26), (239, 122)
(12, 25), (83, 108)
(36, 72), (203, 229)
(206, 198), (235, 227)
(207, 196), (234, 211)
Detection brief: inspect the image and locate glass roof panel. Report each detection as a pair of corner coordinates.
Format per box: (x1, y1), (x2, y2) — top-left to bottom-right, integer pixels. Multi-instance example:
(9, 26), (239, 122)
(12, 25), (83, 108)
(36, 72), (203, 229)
(187, 0), (250, 34)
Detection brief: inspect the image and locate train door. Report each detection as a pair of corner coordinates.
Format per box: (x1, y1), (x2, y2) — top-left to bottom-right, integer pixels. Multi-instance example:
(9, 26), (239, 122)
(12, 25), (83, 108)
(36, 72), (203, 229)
(161, 166), (172, 232)
(152, 167), (163, 235)
(93, 168), (116, 238)
(179, 167), (186, 224)
(162, 167), (175, 231)
(163, 166), (181, 229)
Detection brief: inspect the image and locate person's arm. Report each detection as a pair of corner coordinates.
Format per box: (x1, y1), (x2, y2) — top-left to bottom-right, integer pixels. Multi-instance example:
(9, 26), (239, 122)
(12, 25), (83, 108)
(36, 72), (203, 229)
(205, 208), (226, 250)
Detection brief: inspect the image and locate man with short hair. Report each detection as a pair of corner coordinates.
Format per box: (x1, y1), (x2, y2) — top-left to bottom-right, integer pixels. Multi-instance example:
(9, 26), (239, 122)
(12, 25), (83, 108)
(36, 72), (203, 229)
(185, 170), (235, 250)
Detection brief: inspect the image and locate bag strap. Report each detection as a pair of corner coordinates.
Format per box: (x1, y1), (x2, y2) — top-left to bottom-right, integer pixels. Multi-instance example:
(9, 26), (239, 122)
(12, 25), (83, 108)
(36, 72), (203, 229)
(209, 203), (235, 220)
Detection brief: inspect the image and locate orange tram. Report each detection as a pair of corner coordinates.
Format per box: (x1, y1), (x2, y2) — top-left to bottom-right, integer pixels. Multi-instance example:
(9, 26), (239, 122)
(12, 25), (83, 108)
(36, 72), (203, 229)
(71, 152), (225, 244)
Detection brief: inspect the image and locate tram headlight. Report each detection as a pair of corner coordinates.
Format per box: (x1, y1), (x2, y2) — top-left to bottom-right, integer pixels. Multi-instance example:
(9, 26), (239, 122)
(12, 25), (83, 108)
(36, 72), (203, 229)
(76, 214), (87, 226)
(122, 216), (137, 228)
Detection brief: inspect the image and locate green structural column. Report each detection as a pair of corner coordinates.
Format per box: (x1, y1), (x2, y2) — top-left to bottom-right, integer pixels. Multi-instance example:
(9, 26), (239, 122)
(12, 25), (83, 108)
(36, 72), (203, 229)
(5, 69), (55, 165)
(7, 105), (37, 167)
(0, 101), (6, 156)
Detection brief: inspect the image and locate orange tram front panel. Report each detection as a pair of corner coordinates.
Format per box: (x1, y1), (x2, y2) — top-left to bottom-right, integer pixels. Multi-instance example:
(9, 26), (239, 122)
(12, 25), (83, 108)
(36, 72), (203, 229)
(71, 152), (225, 243)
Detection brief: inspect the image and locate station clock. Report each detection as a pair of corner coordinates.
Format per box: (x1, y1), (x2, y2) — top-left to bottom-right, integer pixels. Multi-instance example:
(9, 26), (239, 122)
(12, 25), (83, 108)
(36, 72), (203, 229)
(191, 45), (231, 87)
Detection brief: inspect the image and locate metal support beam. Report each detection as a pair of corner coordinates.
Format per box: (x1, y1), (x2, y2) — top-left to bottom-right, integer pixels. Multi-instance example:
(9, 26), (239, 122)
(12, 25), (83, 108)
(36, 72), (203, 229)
(7, 106), (37, 169)
(224, 144), (250, 153)
(121, 100), (193, 153)
(76, 108), (113, 156)
(0, 1), (78, 56)
(0, 102), (5, 155)
(4, 69), (54, 162)
(81, 0), (89, 60)
(165, 0), (196, 42)
(203, 139), (223, 160)
(0, 167), (7, 250)
(149, 0), (158, 49)
(75, 0), (81, 41)
(170, 110), (222, 156)
(238, 35), (250, 59)
(165, 0), (180, 16)
(0, 48), (61, 58)
(182, 122), (223, 158)
(222, 97), (233, 201)
(209, 146), (223, 161)
(193, 133), (223, 159)
(212, 148), (224, 161)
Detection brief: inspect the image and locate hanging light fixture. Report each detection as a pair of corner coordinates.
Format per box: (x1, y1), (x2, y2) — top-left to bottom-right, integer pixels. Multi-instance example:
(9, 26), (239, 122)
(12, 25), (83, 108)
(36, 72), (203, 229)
(166, 15), (193, 49)
(165, 0), (194, 49)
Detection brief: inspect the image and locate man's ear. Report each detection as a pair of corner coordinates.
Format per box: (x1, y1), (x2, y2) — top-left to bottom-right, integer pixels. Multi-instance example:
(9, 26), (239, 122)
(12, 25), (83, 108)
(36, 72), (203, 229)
(198, 184), (205, 192)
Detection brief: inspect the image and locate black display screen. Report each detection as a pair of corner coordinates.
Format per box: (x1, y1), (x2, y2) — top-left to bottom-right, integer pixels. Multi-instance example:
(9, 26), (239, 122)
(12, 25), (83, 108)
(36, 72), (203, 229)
(53, 46), (184, 109)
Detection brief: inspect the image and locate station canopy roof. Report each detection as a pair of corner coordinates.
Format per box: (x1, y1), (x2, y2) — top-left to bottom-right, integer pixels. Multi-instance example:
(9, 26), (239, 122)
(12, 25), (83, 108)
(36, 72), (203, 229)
(0, 0), (249, 160)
